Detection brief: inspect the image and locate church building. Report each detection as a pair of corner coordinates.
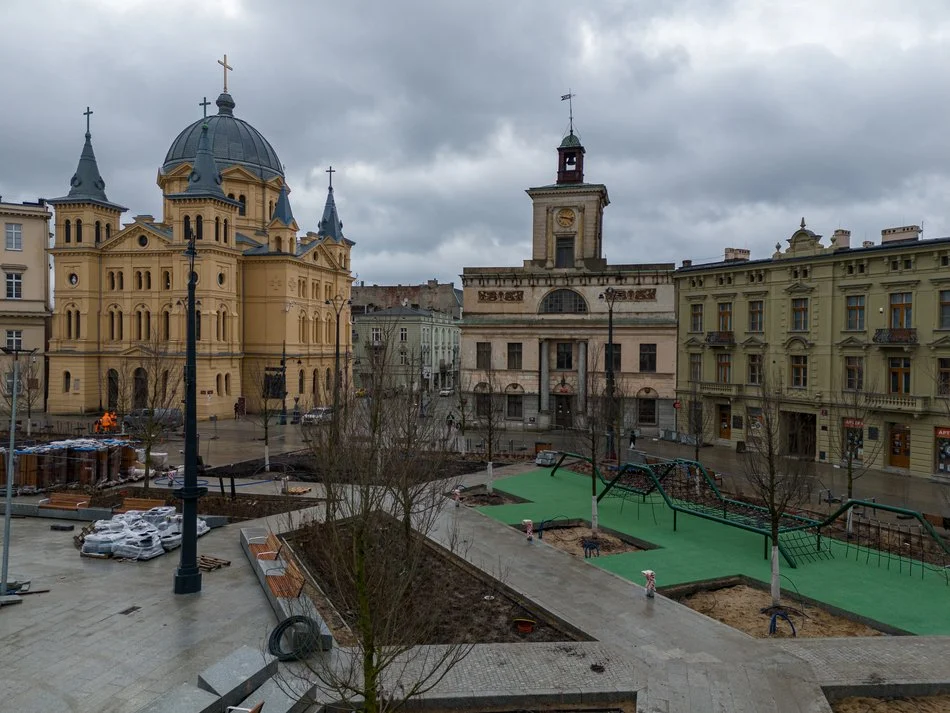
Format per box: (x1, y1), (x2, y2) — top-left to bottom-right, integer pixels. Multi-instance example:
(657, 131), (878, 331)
(46, 72), (353, 419)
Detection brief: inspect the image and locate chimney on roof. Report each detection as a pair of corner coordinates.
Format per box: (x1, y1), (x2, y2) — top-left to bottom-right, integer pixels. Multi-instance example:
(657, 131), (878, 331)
(135, 214), (154, 223)
(681, 259), (693, 268)
(831, 229), (851, 249)
(724, 247), (750, 262)
(427, 279), (438, 287)
(862, 240), (874, 248)
(881, 225), (921, 244)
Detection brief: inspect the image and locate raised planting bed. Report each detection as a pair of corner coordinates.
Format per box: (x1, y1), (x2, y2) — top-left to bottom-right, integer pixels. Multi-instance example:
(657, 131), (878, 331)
(448, 484), (530, 507)
(511, 518), (655, 557)
(831, 695), (950, 712)
(665, 576), (900, 638)
(287, 513), (592, 645)
(90, 487), (324, 522)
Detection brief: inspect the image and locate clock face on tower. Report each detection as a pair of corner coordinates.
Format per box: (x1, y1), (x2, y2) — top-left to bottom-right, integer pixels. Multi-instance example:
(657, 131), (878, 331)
(556, 208), (575, 228)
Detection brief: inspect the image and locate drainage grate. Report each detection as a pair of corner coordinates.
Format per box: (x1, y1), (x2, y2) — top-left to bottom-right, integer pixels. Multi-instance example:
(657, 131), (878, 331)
(119, 606), (141, 615)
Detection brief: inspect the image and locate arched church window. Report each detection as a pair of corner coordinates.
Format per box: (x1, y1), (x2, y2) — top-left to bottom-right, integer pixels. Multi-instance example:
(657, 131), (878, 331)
(223, 219), (229, 244)
(135, 271), (142, 290)
(163, 270), (171, 290)
(216, 373), (223, 397)
(539, 289), (588, 314)
(215, 217), (220, 242)
(228, 193), (235, 200)
(117, 311), (123, 340)
(76, 219), (83, 243)
(225, 373), (231, 396)
(64, 220), (71, 243)
(183, 215), (191, 240)
(105, 223), (111, 240)
(312, 369), (318, 395)
(63, 371), (71, 393)
(196, 215), (203, 240)
(74, 310), (81, 339)
(269, 200), (274, 218)
(276, 238), (282, 253)
(162, 310), (170, 340)
(95, 221), (101, 243)
(118, 272), (124, 290)
(65, 310), (73, 339)
(238, 195), (246, 216)
(108, 272), (115, 291)
(145, 271), (151, 290)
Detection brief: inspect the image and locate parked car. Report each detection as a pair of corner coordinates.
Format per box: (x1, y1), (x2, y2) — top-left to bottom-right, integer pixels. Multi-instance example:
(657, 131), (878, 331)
(122, 408), (184, 432)
(534, 450), (559, 467)
(438, 387), (454, 397)
(301, 406), (335, 425)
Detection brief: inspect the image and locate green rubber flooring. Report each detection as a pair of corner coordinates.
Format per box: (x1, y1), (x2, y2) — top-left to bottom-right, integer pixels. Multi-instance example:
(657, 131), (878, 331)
(478, 468), (950, 636)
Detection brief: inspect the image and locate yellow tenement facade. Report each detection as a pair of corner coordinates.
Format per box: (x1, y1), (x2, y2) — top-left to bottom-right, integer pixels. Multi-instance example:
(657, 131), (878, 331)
(46, 91), (353, 419)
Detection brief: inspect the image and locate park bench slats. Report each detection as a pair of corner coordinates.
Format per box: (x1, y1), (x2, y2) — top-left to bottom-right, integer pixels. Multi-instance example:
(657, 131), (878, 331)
(38, 493), (89, 510)
(266, 559), (305, 599)
(115, 497), (167, 513)
(248, 532), (283, 561)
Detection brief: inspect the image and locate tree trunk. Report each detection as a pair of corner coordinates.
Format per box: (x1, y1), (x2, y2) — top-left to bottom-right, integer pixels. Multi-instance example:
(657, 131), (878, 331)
(770, 544), (781, 606)
(264, 443), (270, 473)
(143, 444), (151, 492)
(591, 495), (599, 531)
(486, 461), (493, 494)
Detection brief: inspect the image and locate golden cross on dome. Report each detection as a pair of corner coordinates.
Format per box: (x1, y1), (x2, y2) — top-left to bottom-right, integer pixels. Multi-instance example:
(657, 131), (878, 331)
(217, 54), (233, 93)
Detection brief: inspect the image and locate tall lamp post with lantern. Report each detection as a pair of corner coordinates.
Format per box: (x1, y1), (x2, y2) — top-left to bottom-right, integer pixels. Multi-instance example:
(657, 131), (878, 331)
(599, 287), (619, 461)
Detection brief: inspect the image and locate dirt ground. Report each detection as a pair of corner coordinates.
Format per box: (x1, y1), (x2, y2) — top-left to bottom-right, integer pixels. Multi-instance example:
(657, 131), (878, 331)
(832, 696), (950, 712)
(533, 525), (641, 557)
(289, 517), (585, 645)
(452, 484), (523, 507)
(90, 487), (324, 521)
(678, 584), (883, 638)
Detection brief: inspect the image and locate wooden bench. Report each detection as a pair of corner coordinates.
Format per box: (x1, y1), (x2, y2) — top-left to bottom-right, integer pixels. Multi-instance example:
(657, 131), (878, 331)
(226, 703), (264, 713)
(247, 532), (284, 561)
(266, 559), (306, 599)
(38, 493), (89, 510)
(115, 497), (167, 514)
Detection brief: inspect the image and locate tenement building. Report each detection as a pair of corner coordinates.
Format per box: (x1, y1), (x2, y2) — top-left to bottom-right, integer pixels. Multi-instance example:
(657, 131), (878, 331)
(46, 75), (353, 419)
(460, 129), (676, 434)
(675, 221), (950, 480)
(0, 197), (51, 412)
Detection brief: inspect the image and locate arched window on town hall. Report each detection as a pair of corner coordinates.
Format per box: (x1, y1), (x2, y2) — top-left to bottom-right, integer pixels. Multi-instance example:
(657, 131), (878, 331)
(539, 289), (588, 314)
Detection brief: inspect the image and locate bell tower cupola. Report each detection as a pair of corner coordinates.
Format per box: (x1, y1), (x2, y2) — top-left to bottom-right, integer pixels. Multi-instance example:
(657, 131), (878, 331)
(556, 132), (585, 185)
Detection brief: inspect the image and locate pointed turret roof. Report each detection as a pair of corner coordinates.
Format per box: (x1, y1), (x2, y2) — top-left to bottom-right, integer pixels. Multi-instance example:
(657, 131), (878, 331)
(270, 182), (295, 226)
(49, 128), (127, 211)
(166, 123), (239, 205)
(316, 186), (344, 241)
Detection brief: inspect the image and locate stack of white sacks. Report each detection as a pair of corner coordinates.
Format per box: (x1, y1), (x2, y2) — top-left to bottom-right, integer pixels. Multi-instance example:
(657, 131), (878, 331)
(81, 506), (209, 560)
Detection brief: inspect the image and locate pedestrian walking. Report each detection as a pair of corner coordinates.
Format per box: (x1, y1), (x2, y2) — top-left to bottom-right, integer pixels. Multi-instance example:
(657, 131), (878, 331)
(628, 429), (637, 450)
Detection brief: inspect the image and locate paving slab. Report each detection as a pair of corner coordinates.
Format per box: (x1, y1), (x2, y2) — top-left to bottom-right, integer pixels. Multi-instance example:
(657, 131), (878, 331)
(196, 644), (277, 709)
(133, 682), (220, 713)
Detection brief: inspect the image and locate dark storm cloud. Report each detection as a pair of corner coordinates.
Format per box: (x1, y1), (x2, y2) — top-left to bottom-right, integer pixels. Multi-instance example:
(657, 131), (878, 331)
(2, 0), (950, 284)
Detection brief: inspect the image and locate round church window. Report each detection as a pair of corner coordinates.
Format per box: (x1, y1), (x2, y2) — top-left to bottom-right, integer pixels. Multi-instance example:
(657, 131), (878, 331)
(68, 273), (79, 286)
(217, 272), (225, 286)
(138, 235), (148, 247)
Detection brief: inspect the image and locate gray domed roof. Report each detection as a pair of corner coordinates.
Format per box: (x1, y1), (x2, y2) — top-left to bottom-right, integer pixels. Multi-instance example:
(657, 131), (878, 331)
(162, 93), (283, 180)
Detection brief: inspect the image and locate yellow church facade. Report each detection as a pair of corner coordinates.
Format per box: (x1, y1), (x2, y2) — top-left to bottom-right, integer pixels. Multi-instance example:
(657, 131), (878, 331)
(46, 90), (353, 419)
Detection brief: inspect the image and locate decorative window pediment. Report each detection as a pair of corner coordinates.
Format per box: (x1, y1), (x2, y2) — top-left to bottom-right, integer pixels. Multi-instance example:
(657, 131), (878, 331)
(784, 281), (814, 294)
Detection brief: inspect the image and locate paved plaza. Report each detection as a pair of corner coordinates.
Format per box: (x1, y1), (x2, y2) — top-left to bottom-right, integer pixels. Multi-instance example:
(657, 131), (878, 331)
(0, 455), (949, 711)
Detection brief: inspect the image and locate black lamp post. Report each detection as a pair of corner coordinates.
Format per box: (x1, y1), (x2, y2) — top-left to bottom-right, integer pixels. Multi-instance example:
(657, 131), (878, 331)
(599, 287), (619, 461)
(325, 295), (351, 417)
(174, 231), (205, 594)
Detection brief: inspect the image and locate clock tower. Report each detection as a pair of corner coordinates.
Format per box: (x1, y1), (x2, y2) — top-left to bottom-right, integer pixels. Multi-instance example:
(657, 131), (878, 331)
(526, 132), (609, 270)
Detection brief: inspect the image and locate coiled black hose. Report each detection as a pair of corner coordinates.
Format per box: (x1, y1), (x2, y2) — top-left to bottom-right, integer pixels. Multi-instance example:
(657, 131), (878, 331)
(267, 616), (321, 661)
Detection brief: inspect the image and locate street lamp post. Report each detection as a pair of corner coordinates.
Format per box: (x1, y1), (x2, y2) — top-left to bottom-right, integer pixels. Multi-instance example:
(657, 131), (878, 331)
(173, 231), (204, 594)
(325, 295), (351, 418)
(1, 346), (36, 599)
(599, 287), (619, 461)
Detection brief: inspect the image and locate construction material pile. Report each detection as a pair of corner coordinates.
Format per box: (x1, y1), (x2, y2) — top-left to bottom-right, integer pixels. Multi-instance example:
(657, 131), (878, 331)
(79, 507), (210, 560)
(0, 438), (141, 493)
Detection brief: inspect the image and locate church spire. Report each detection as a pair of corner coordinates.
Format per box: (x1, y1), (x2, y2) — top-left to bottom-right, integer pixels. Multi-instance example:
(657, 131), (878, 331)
(66, 107), (111, 203)
(183, 123), (226, 199)
(270, 182), (295, 226)
(316, 167), (344, 240)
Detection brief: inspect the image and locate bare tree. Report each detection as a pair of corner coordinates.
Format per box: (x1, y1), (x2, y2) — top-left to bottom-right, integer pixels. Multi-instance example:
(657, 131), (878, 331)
(246, 360), (284, 472)
(565, 342), (609, 531)
(742, 369), (813, 606)
(472, 356), (505, 494)
(826, 373), (885, 535)
(0, 354), (43, 436)
(286, 346), (473, 713)
(683, 378), (715, 463)
(120, 332), (184, 491)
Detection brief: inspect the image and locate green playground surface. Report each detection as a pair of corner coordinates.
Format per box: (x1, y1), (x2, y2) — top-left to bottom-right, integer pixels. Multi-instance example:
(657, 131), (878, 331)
(478, 467), (950, 636)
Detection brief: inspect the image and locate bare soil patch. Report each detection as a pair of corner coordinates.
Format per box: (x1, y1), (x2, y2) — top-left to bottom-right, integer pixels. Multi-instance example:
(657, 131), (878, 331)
(533, 525), (641, 557)
(832, 696), (950, 712)
(677, 584), (883, 638)
(90, 486), (324, 521)
(451, 484), (525, 507)
(288, 516), (588, 645)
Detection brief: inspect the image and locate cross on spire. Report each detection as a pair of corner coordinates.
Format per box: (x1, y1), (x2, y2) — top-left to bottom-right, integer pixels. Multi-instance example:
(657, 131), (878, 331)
(83, 106), (93, 135)
(217, 54), (233, 93)
(326, 165), (335, 189)
(561, 90), (575, 134)
(199, 97), (211, 118)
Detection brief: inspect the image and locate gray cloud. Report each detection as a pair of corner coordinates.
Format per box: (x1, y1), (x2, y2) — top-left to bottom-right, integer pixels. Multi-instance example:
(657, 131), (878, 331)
(2, 0), (950, 284)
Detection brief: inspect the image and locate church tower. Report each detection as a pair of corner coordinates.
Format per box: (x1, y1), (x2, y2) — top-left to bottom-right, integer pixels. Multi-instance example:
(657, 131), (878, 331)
(267, 182), (298, 254)
(525, 130), (609, 270)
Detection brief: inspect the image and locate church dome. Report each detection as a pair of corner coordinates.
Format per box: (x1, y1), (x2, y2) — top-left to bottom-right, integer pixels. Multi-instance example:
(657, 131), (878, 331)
(162, 93), (284, 180)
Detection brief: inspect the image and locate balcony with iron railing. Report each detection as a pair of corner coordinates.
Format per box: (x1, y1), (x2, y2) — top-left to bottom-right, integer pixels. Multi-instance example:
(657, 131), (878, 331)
(705, 331), (736, 347)
(700, 381), (744, 397)
(872, 328), (918, 346)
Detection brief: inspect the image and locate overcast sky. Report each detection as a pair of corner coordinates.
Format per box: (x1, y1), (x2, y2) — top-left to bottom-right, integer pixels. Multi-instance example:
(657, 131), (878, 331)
(3, 0), (950, 286)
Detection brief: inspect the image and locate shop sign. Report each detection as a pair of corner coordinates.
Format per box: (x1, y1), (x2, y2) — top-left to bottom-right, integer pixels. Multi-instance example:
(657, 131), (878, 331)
(935, 427), (950, 439)
(843, 418), (864, 429)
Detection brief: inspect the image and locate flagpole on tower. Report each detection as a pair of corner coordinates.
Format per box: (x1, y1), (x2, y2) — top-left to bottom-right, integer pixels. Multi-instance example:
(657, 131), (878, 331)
(561, 90), (576, 135)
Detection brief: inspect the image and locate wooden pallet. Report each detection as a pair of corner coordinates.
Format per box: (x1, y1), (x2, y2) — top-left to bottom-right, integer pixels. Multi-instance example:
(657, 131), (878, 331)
(286, 486), (311, 495)
(198, 555), (231, 572)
